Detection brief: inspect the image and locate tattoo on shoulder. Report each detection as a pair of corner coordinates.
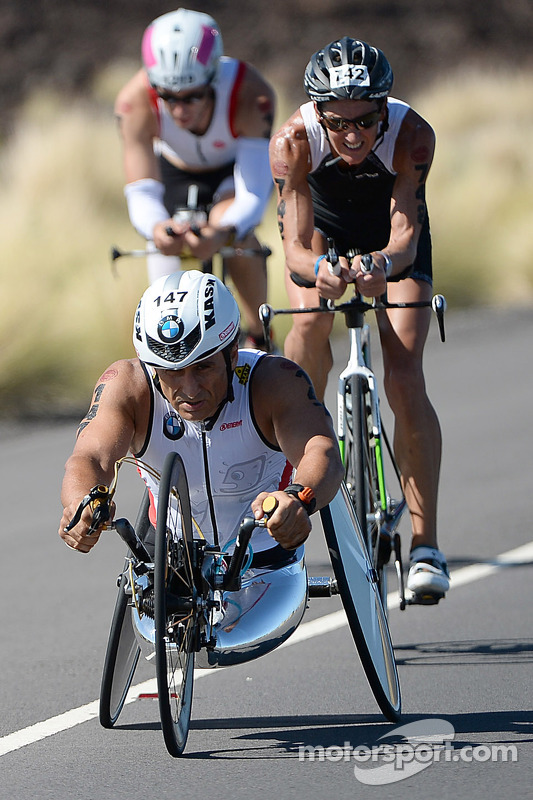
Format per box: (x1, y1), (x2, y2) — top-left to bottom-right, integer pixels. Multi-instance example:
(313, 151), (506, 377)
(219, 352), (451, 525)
(275, 178), (286, 239)
(99, 368), (119, 382)
(75, 378), (109, 438)
(294, 367), (328, 412)
(414, 162), (429, 225)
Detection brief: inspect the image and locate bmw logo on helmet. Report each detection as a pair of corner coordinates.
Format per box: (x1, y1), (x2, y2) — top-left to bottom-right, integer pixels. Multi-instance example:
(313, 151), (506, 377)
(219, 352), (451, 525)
(158, 314), (183, 343)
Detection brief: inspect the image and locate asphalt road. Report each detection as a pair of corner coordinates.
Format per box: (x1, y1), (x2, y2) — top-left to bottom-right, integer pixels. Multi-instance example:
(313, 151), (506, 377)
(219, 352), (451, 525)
(1, 306), (533, 799)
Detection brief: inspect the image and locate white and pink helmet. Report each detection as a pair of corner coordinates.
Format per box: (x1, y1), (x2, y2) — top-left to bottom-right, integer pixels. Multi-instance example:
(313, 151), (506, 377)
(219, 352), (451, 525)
(142, 8), (223, 91)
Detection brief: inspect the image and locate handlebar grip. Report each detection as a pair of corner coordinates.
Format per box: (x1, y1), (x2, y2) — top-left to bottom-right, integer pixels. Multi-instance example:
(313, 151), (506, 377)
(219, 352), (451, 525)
(262, 496), (278, 518)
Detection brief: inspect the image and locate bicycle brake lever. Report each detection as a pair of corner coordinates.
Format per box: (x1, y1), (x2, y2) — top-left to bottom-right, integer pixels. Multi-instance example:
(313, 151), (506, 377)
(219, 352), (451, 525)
(64, 484), (111, 534)
(259, 303), (274, 352)
(360, 254), (374, 274)
(326, 238), (341, 277)
(431, 294), (447, 342)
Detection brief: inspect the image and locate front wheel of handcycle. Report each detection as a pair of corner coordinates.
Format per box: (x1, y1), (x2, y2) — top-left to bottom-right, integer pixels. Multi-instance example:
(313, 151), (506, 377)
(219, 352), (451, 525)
(99, 488), (151, 728)
(154, 451), (198, 757)
(321, 483), (401, 722)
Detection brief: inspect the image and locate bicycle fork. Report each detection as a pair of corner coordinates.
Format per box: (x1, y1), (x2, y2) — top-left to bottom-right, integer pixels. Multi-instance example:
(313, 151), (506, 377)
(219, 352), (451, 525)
(337, 326), (408, 609)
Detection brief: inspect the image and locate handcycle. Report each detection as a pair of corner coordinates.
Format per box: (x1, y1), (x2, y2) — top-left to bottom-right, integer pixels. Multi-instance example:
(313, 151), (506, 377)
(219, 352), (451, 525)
(66, 448), (402, 757)
(258, 241), (447, 611)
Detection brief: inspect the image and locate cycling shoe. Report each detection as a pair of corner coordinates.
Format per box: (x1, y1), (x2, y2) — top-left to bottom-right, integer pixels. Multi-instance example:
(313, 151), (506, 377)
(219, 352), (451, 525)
(407, 545), (450, 604)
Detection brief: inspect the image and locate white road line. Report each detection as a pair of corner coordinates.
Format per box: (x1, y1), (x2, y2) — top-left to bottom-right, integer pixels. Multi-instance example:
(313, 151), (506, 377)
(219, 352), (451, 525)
(1, 540), (531, 757)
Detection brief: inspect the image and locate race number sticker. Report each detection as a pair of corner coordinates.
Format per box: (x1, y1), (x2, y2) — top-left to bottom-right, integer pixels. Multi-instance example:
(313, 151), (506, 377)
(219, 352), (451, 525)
(329, 64), (370, 89)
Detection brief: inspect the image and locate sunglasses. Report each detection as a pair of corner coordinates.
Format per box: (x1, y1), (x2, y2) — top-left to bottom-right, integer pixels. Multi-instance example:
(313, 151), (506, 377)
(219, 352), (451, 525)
(319, 109), (382, 132)
(156, 88), (209, 105)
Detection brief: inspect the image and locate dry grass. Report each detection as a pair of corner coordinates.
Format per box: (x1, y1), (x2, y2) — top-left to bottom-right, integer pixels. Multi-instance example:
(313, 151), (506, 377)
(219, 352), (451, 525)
(413, 67), (533, 305)
(0, 64), (532, 415)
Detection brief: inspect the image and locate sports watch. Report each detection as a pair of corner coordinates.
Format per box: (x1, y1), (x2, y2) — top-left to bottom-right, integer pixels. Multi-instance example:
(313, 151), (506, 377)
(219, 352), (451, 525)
(283, 484), (317, 515)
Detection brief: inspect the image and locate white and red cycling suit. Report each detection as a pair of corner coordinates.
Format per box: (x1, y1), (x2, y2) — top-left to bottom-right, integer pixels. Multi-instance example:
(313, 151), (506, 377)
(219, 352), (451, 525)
(134, 349), (293, 554)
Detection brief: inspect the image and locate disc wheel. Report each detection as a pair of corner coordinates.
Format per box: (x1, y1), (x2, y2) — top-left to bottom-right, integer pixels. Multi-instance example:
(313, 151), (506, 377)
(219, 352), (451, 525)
(99, 488), (151, 728)
(321, 484), (401, 721)
(154, 452), (197, 757)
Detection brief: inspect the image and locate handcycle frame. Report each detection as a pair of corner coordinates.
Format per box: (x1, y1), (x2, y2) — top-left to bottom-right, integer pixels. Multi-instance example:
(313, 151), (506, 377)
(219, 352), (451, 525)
(258, 257), (446, 611)
(67, 448), (402, 757)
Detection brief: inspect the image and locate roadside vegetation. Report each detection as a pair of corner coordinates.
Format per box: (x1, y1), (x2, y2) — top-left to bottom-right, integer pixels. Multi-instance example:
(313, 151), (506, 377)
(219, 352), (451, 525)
(0, 64), (531, 416)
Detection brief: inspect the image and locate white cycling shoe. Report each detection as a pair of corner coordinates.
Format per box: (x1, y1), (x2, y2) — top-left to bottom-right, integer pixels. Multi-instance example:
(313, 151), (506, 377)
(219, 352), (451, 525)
(407, 546), (450, 604)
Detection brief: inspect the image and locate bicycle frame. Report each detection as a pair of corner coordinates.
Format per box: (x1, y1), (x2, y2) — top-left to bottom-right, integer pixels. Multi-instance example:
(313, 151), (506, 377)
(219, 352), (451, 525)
(259, 284), (445, 611)
(338, 324), (386, 507)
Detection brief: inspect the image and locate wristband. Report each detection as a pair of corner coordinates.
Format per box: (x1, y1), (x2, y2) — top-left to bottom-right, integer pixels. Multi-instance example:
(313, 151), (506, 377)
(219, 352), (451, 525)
(314, 255), (327, 276)
(376, 250), (393, 278)
(283, 483), (317, 515)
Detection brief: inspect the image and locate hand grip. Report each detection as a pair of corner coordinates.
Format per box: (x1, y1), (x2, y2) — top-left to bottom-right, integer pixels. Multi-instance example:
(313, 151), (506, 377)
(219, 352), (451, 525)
(262, 496), (278, 518)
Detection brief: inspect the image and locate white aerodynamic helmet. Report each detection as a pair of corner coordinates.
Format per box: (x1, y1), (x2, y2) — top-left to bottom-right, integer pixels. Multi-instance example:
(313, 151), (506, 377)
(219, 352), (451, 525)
(133, 270), (240, 370)
(141, 8), (223, 91)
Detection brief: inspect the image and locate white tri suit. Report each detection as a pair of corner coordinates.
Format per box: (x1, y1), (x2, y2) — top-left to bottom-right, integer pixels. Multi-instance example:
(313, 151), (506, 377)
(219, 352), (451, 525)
(144, 56), (272, 282)
(131, 349), (308, 666)
(300, 98), (433, 284)
(152, 57), (244, 171)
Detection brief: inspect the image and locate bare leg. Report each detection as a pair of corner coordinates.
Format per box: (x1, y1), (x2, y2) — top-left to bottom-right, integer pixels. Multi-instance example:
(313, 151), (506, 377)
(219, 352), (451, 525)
(146, 244), (181, 284)
(208, 198), (267, 340)
(224, 236), (267, 340)
(377, 278), (442, 550)
(283, 270), (334, 401)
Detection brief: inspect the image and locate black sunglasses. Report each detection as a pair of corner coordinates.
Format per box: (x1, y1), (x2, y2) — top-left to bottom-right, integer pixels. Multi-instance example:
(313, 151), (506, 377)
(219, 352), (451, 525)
(156, 88), (209, 105)
(319, 109), (382, 132)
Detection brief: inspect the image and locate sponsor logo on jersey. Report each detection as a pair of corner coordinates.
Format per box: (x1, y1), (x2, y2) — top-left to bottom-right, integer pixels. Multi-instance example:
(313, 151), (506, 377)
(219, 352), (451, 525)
(235, 363), (251, 385)
(220, 419), (243, 431)
(163, 412), (185, 440)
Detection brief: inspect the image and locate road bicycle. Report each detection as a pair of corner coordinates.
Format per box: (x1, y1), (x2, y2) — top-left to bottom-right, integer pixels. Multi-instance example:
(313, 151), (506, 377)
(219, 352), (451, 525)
(110, 182), (271, 289)
(110, 183), (272, 348)
(66, 449), (402, 757)
(259, 243), (446, 611)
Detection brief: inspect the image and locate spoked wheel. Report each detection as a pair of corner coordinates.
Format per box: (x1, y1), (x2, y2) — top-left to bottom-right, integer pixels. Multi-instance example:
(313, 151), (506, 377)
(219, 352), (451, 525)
(154, 452), (198, 757)
(321, 484), (401, 722)
(99, 488), (151, 728)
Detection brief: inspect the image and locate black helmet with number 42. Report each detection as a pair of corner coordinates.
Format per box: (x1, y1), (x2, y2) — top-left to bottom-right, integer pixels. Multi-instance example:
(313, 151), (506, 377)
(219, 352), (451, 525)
(304, 37), (393, 103)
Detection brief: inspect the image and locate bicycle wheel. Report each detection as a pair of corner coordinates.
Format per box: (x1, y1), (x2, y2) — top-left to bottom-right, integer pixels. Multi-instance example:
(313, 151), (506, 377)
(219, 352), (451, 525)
(345, 375), (389, 608)
(99, 488), (151, 728)
(154, 452), (197, 757)
(321, 484), (401, 722)
(345, 375), (378, 551)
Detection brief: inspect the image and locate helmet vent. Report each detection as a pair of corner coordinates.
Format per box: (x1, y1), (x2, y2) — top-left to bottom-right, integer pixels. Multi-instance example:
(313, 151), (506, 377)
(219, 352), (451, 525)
(146, 322), (201, 363)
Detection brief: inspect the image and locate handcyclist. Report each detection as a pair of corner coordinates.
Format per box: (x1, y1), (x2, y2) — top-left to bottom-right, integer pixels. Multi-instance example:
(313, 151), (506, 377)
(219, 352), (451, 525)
(269, 37), (449, 602)
(59, 270), (343, 559)
(115, 8), (275, 348)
